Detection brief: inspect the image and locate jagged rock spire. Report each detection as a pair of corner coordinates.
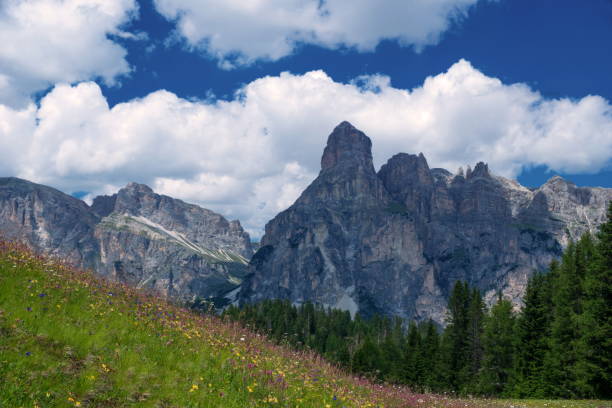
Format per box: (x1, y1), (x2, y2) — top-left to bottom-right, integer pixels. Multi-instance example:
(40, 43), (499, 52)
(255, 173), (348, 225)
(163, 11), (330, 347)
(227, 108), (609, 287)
(468, 162), (491, 179)
(320, 121), (373, 172)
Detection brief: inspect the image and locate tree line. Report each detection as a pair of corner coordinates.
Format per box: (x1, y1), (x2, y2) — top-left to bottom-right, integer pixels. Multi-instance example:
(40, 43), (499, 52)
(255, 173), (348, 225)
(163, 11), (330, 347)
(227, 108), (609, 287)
(220, 204), (611, 398)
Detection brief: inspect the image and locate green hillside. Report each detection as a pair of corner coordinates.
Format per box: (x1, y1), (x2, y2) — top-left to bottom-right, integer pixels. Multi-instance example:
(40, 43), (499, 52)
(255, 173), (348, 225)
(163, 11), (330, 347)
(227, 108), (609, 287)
(0, 240), (608, 408)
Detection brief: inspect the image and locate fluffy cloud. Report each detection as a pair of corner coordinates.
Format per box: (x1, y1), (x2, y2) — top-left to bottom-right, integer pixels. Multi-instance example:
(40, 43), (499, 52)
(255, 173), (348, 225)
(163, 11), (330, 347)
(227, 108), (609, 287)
(153, 0), (484, 67)
(0, 0), (139, 107)
(1, 60), (611, 237)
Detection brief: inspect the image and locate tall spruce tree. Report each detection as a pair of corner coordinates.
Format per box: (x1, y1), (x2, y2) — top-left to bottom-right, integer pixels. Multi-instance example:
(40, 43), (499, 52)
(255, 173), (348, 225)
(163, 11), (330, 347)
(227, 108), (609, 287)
(380, 332), (403, 382)
(512, 268), (555, 397)
(441, 281), (470, 390)
(479, 295), (515, 395)
(462, 288), (485, 393)
(544, 236), (595, 397)
(352, 335), (382, 378)
(575, 202), (612, 397)
(403, 321), (423, 386)
(421, 319), (442, 391)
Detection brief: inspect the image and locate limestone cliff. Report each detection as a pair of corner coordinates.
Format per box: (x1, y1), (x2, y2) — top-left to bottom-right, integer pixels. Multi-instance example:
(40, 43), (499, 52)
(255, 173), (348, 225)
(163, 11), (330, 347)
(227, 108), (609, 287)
(240, 122), (612, 324)
(0, 178), (253, 305)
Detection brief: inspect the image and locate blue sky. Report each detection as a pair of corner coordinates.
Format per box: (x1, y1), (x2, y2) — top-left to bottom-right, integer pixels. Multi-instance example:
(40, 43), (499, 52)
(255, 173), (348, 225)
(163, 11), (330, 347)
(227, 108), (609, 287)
(0, 0), (611, 235)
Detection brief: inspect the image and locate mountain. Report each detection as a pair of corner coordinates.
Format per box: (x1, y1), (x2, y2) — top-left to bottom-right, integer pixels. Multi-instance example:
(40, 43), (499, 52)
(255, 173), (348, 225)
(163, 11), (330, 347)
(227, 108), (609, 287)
(240, 122), (612, 324)
(0, 177), (252, 304)
(0, 177), (100, 268)
(1, 122), (610, 324)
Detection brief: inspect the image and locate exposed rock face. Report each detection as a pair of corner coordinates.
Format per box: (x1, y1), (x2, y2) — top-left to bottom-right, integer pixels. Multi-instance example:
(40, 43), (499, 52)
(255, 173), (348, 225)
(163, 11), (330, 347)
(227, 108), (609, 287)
(94, 183), (253, 302)
(0, 177), (99, 268)
(0, 177), (253, 304)
(241, 122), (612, 324)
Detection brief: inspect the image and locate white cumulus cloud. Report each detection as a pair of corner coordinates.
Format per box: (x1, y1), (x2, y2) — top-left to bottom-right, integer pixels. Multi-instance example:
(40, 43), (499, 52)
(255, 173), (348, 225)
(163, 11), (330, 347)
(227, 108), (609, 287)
(153, 0), (485, 67)
(0, 0), (140, 107)
(1, 59), (611, 237)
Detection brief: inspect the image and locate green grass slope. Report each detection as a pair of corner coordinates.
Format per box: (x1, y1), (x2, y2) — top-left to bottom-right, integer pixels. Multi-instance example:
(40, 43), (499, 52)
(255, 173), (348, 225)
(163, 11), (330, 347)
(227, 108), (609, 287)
(0, 241), (609, 408)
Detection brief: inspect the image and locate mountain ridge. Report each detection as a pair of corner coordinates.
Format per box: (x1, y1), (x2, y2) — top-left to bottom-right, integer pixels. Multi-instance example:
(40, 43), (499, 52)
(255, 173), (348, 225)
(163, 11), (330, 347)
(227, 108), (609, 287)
(240, 122), (612, 324)
(0, 177), (252, 304)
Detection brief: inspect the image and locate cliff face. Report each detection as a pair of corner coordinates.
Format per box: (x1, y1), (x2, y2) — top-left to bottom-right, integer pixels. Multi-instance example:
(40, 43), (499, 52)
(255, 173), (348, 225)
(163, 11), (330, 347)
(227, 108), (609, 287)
(0, 178), (253, 304)
(0, 177), (100, 268)
(93, 183), (253, 302)
(240, 122), (612, 324)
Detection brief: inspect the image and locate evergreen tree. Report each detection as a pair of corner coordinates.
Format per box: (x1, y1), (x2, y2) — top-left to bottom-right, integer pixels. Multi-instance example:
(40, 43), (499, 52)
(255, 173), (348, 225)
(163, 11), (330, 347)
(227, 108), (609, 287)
(575, 202), (612, 397)
(403, 321), (422, 386)
(544, 237), (592, 397)
(380, 332), (403, 382)
(462, 288), (485, 393)
(352, 336), (382, 378)
(512, 269), (555, 397)
(420, 319), (441, 391)
(479, 295), (515, 395)
(440, 281), (470, 390)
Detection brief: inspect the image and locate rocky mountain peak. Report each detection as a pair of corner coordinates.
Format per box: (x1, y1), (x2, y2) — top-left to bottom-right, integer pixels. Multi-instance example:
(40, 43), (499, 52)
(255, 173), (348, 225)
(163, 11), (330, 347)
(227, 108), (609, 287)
(241, 123), (612, 325)
(378, 152), (434, 208)
(467, 162), (491, 180)
(0, 177), (255, 307)
(320, 121), (373, 172)
(122, 182), (154, 195)
(113, 182), (163, 216)
(379, 153), (433, 184)
(0, 177), (100, 268)
(542, 175), (571, 190)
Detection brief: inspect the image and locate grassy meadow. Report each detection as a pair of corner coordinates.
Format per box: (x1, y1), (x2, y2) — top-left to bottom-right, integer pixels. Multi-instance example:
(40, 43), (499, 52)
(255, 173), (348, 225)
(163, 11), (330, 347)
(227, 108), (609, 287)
(0, 240), (609, 408)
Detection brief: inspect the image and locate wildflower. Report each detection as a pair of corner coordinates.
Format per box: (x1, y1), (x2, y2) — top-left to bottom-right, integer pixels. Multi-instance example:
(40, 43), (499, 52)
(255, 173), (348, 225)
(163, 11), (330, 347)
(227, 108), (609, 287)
(189, 384), (199, 392)
(25, 351), (31, 356)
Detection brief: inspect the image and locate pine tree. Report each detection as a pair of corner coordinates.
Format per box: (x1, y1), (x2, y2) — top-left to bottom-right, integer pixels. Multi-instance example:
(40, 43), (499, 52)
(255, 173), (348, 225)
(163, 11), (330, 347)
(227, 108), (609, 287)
(380, 332), (403, 382)
(403, 321), (422, 386)
(352, 336), (382, 378)
(575, 202), (612, 398)
(440, 281), (470, 390)
(544, 236), (593, 397)
(462, 288), (485, 393)
(512, 268), (554, 397)
(421, 319), (441, 391)
(479, 295), (515, 395)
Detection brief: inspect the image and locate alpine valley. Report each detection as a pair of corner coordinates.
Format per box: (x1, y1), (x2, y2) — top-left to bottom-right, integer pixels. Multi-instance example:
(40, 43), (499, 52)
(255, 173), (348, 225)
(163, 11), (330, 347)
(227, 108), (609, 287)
(1, 122), (610, 324)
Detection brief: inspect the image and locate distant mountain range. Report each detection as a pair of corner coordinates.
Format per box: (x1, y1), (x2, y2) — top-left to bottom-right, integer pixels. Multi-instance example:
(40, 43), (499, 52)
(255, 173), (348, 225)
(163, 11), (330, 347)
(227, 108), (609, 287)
(0, 178), (252, 305)
(1, 121), (610, 323)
